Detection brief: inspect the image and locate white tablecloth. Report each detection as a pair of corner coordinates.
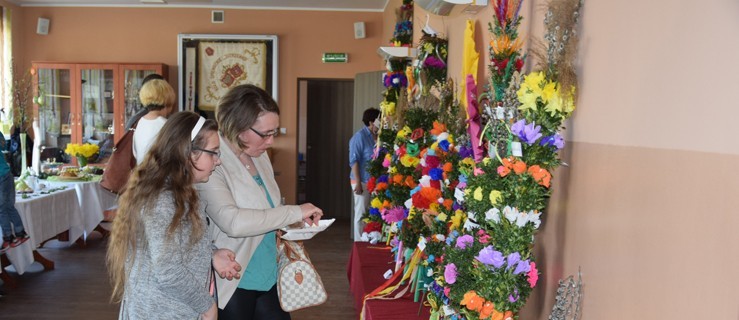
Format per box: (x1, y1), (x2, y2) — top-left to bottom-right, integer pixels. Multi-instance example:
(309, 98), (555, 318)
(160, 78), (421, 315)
(45, 180), (118, 236)
(3, 188), (84, 274)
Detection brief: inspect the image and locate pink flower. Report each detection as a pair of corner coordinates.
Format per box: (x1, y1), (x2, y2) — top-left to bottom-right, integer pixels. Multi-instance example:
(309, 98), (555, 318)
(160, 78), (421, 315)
(474, 167), (485, 176)
(444, 263), (458, 284)
(443, 286), (451, 297)
(477, 230), (491, 244)
(527, 262), (539, 288)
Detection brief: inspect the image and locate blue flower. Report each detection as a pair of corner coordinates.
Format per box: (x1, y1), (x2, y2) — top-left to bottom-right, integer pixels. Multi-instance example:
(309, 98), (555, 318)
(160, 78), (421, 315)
(439, 140), (450, 152)
(369, 207), (381, 216)
(539, 133), (565, 150)
(429, 168), (444, 180)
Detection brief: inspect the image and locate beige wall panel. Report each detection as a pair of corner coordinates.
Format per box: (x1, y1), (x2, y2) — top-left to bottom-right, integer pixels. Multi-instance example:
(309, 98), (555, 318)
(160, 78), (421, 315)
(521, 141), (739, 319)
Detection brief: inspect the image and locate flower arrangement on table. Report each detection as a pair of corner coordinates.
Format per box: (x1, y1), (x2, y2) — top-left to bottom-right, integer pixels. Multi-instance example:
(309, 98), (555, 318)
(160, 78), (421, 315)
(424, 0), (583, 318)
(64, 143), (99, 167)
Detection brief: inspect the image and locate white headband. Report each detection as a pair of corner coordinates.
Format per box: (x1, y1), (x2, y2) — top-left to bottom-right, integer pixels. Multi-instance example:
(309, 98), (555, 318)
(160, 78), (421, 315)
(191, 116), (206, 141)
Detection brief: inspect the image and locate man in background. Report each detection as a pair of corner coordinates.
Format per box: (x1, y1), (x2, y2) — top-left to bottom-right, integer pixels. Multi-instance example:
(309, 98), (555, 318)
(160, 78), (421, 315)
(348, 108), (380, 241)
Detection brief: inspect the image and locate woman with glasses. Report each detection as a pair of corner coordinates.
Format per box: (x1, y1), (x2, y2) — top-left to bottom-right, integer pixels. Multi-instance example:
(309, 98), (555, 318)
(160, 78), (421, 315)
(107, 111), (241, 320)
(197, 84), (323, 320)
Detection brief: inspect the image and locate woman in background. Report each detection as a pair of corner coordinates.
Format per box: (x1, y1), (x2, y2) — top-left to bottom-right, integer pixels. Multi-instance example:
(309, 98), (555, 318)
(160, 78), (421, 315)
(198, 84), (323, 320)
(107, 111), (239, 320)
(132, 78), (175, 164)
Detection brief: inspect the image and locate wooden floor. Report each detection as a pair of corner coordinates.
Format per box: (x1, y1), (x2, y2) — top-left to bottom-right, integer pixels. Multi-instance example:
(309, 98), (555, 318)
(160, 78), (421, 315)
(0, 219), (357, 320)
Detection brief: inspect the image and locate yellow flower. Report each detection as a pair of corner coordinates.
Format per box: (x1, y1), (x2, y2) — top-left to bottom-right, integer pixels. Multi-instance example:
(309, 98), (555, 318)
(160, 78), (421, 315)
(523, 71), (545, 92)
(489, 190), (502, 205)
(64, 143), (99, 158)
(400, 154), (420, 167)
(381, 100), (396, 116)
(371, 198), (383, 209)
(473, 187), (483, 201)
(450, 209), (465, 231)
(408, 207), (417, 219)
(541, 81), (557, 103)
(423, 42), (434, 53)
(397, 126), (412, 139)
(437, 212), (448, 222)
(482, 157), (492, 165)
(517, 90), (539, 112)
(388, 166), (398, 174)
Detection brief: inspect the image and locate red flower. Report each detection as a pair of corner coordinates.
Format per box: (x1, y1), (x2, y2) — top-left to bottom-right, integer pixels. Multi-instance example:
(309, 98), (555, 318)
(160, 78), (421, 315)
(425, 155), (440, 169)
(410, 128), (425, 141)
(367, 177), (377, 193)
(515, 58), (524, 71)
(363, 221), (382, 233)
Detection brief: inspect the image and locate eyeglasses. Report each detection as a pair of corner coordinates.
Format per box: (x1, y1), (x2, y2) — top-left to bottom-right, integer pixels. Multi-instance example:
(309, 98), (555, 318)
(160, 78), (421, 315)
(193, 147), (221, 158)
(250, 127), (280, 139)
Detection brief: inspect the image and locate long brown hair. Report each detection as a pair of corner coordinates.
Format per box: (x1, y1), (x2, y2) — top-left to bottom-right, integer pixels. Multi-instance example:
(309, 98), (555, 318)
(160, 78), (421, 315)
(106, 111), (217, 303)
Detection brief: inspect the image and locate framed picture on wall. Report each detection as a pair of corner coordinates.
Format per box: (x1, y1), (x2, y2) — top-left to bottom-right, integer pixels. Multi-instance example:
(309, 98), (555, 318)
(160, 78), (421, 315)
(177, 34), (278, 117)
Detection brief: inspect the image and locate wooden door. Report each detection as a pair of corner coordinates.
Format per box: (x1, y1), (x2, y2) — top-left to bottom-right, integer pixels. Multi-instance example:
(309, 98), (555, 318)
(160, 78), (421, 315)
(304, 79), (354, 220)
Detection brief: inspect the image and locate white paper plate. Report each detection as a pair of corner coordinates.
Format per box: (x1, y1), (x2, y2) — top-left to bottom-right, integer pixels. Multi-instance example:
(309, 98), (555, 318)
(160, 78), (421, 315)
(280, 218), (335, 241)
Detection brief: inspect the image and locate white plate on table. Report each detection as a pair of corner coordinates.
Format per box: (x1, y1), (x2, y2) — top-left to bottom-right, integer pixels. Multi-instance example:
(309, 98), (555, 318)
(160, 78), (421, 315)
(280, 218), (335, 241)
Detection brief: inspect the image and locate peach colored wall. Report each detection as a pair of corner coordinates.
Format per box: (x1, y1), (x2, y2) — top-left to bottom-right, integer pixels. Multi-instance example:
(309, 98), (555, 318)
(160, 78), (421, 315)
(382, 0), (739, 318)
(16, 6), (386, 203)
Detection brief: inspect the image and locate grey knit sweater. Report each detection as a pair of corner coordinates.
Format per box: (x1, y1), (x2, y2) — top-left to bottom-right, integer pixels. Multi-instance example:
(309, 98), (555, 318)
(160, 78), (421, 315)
(119, 191), (214, 320)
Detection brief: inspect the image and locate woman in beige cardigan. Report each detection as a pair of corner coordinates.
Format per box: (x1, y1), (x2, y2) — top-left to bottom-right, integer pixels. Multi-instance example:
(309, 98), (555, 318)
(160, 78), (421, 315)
(198, 84), (323, 320)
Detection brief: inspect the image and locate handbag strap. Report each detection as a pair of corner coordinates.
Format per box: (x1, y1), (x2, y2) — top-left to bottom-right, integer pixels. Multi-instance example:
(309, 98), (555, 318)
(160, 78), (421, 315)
(279, 238), (307, 262)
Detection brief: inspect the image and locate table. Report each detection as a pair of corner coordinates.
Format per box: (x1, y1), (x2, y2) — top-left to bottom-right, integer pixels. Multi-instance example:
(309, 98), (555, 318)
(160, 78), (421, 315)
(44, 178), (118, 238)
(347, 242), (431, 320)
(1, 187), (84, 285)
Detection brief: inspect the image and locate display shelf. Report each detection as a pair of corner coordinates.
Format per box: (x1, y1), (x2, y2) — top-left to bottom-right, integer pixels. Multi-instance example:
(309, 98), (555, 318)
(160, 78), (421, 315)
(377, 46), (417, 60)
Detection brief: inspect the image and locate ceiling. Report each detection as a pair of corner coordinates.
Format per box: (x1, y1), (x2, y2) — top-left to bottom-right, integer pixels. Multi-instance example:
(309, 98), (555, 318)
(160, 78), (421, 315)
(9, 0), (389, 11)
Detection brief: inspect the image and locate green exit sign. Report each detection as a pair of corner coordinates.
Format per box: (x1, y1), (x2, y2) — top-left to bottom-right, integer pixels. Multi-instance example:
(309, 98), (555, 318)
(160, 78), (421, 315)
(322, 52), (348, 63)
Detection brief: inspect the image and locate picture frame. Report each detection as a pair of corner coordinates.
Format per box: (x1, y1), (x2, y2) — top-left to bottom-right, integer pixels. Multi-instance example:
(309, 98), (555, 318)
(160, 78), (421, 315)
(177, 34), (278, 117)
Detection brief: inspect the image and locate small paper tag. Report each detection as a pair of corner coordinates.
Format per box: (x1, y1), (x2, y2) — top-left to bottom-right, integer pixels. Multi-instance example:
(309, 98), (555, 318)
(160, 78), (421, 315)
(495, 106), (505, 119)
(511, 141), (523, 157)
(383, 269), (393, 279)
(442, 305), (455, 316)
(417, 237), (427, 251)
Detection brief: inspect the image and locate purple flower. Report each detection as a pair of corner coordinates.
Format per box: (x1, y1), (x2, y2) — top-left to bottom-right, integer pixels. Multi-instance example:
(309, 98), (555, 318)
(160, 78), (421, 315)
(513, 259), (531, 275)
(475, 246), (505, 268)
(540, 134), (565, 150)
(458, 146), (473, 159)
(507, 252), (521, 270)
(382, 206), (408, 223)
(429, 168), (444, 180)
(511, 119), (543, 144)
(455, 234), (474, 249)
(423, 55), (446, 69)
(508, 288), (520, 303)
(377, 175), (389, 183)
(444, 263), (458, 284)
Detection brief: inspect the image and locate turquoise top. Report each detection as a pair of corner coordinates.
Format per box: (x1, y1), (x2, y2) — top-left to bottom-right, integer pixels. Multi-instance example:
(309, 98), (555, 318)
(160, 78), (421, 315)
(238, 174), (277, 291)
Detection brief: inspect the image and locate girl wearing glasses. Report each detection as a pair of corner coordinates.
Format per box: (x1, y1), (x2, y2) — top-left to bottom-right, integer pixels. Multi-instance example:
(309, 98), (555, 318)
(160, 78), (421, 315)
(198, 84), (323, 320)
(108, 111), (241, 320)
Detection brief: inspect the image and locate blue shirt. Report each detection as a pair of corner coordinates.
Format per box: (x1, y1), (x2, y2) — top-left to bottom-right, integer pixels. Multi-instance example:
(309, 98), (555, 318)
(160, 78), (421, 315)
(348, 126), (375, 183)
(0, 152), (9, 177)
(238, 174), (278, 291)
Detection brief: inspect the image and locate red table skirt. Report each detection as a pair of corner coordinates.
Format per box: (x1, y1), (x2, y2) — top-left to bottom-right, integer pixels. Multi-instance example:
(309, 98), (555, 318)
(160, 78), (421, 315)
(347, 242), (431, 320)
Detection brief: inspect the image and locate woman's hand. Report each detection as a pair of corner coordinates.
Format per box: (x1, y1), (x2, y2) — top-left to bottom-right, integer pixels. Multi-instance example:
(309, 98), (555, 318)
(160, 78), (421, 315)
(299, 203), (323, 226)
(212, 248), (241, 280)
(201, 302), (218, 320)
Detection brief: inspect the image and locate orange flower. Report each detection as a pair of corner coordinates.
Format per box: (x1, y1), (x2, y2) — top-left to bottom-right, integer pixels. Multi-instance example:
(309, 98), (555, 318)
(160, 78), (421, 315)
(430, 121), (447, 136)
(460, 291), (484, 312)
(443, 162), (453, 172)
(503, 311), (514, 320)
(527, 165), (551, 188)
(375, 182), (388, 192)
(382, 200), (391, 209)
(490, 309), (504, 320)
(500, 156), (527, 175)
(393, 174), (404, 185)
(442, 199), (453, 211)
(479, 301), (495, 319)
(404, 176), (417, 188)
(420, 187), (442, 202)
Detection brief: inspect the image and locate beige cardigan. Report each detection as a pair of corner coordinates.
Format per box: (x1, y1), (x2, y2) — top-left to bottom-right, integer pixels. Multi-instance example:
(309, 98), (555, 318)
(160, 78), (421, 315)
(197, 135), (303, 309)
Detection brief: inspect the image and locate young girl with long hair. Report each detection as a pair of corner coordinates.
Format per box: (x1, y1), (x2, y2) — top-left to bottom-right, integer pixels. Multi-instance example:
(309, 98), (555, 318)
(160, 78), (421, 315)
(107, 111), (238, 320)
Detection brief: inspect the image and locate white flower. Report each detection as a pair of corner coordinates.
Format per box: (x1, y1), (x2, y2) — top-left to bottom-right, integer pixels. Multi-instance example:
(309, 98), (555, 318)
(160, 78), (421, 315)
(463, 216), (479, 231)
(436, 132), (449, 142)
(515, 212), (528, 227)
(389, 223), (399, 233)
(419, 175), (431, 188)
(485, 207), (501, 223)
(454, 188), (466, 203)
(503, 206), (518, 223)
(528, 210), (542, 229)
(404, 198), (413, 209)
(435, 234), (446, 242)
